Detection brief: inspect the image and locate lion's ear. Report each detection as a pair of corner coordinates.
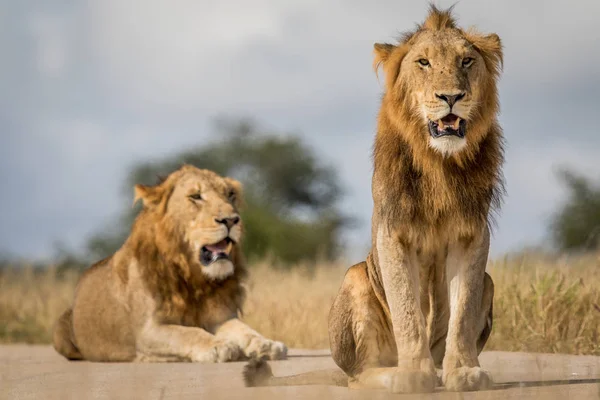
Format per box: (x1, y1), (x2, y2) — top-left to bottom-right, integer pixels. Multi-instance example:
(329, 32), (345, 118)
(373, 43), (396, 73)
(133, 184), (164, 208)
(373, 42), (409, 88)
(224, 178), (244, 208)
(464, 30), (503, 76)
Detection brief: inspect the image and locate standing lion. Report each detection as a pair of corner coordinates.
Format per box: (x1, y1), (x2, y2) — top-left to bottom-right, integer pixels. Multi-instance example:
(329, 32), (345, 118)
(53, 165), (287, 363)
(244, 6), (504, 393)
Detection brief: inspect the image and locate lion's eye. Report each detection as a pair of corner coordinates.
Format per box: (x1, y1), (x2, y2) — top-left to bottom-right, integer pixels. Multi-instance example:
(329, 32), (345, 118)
(418, 59), (430, 67)
(462, 57), (474, 67)
(228, 191), (236, 202)
(189, 193), (203, 201)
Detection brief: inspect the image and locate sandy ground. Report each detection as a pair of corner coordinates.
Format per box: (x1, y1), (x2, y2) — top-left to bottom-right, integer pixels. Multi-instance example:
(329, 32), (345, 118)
(1, 345), (600, 399)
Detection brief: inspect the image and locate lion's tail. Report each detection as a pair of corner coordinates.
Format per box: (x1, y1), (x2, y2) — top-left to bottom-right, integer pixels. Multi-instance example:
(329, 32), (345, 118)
(243, 359), (348, 387)
(52, 308), (83, 360)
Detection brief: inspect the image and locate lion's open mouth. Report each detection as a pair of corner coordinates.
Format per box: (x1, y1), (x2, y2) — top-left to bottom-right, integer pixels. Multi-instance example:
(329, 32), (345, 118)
(428, 114), (466, 139)
(200, 237), (234, 266)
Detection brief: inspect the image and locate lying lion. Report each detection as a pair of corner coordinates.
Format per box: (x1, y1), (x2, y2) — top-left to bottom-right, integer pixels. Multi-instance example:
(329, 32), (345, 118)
(245, 5), (503, 393)
(53, 165), (287, 363)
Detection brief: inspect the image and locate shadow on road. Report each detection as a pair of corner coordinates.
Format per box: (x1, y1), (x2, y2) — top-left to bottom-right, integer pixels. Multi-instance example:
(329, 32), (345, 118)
(493, 378), (600, 390)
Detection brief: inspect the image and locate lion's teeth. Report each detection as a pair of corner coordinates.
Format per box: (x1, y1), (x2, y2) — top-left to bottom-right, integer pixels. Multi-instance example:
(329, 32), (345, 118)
(453, 118), (461, 129)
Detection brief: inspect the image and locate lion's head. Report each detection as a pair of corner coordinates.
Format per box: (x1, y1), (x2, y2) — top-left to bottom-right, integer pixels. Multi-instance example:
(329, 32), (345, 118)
(133, 165), (244, 281)
(374, 6), (503, 158)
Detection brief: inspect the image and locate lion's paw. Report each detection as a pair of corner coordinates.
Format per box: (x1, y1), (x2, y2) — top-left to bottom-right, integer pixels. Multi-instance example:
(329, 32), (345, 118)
(192, 340), (243, 363)
(389, 368), (437, 394)
(245, 337), (288, 361)
(443, 366), (492, 392)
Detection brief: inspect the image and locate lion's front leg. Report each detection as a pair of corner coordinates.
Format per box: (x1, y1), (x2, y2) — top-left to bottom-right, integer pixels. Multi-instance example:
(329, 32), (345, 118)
(136, 322), (242, 363)
(360, 225), (437, 393)
(215, 318), (287, 360)
(443, 227), (493, 391)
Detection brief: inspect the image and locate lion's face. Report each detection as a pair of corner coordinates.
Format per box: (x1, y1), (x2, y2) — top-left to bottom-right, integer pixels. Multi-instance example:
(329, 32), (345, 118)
(402, 31), (486, 156)
(374, 20), (502, 158)
(135, 165), (243, 281)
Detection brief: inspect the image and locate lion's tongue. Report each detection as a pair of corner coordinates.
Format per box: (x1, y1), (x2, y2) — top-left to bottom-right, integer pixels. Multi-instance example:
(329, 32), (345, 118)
(439, 114), (460, 130)
(205, 239), (229, 253)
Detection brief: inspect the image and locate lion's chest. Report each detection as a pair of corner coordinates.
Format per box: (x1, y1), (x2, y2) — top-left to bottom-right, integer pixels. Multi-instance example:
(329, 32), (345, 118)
(170, 287), (241, 332)
(375, 168), (490, 246)
(417, 180), (488, 242)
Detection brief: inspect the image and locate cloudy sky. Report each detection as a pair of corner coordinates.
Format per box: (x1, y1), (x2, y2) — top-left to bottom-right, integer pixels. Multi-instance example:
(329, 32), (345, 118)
(1, 0), (599, 263)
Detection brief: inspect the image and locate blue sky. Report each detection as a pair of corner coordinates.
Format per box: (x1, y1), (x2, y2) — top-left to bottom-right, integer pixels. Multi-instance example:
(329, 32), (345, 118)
(1, 0), (599, 263)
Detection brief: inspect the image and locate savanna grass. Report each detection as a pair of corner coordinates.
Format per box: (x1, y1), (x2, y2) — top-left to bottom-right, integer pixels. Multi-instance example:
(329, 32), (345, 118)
(1, 253), (598, 355)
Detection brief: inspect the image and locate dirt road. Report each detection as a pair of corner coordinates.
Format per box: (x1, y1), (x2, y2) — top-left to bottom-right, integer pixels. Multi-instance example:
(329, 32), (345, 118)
(2, 345), (599, 399)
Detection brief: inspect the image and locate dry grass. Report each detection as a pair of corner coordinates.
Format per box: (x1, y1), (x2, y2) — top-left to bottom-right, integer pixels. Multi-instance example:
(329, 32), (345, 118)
(243, 261), (346, 349)
(0, 267), (76, 344)
(1, 253), (599, 355)
(486, 253), (600, 355)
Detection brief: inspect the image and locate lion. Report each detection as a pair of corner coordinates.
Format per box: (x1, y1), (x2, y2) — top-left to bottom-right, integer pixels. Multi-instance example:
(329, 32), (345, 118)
(53, 165), (287, 363)
(244, 5), (504, 393)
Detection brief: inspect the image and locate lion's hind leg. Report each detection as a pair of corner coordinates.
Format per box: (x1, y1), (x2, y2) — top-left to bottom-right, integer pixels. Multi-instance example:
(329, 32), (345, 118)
(53, 308), (83, 360)
(477, 272), (494, 353)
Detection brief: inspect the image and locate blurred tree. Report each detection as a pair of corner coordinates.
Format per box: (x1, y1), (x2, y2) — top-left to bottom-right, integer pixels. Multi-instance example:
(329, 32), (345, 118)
(550, 168), (600, 252)
(86, 118), (350, 265)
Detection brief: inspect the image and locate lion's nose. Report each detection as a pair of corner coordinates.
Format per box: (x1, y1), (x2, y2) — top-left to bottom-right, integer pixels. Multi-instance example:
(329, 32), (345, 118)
(435, 92), (465, 108)
(216, 215), (240, 230)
